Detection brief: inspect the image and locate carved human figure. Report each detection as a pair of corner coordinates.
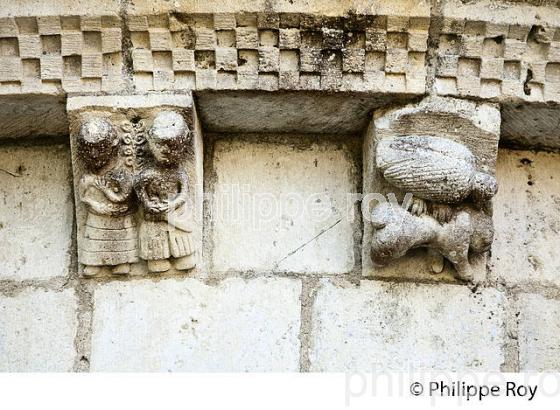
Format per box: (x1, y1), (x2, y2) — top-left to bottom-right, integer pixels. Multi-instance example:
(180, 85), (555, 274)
(370, 202), (493, 282)
(135, 111), (196, 273)
(77, 118), (138, 276)
(376, 135), (497, 223)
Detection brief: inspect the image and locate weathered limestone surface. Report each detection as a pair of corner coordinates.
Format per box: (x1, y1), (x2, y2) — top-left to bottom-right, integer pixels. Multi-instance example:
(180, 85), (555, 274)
(0, 288), (78, 371)
(127, 11), (428, 94)
(363, 96), (500, 282)
(517, 292), (560, 371)
(90, 277), (301, 371)
(0, 12), (124, 95)
(1, 0), (560, 374)
(1, 1), (120, 17)
(0, 95), (68, 139)
(0, 144), (73, 280)
(126, 0), (431, 16)
(210, 137), (359, 274)
(309, 280), (506, 371)
(68, 94), (204, 278)
(436, 0), (560, 103)
(490, 149), (560, 286)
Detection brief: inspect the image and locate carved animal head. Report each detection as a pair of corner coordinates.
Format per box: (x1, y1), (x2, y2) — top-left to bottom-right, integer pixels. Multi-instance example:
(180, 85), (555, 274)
(471, 172), (498, 203)
(77, 117), (119, 171)
(147, 111), (191, 167)
(370, 202), (437, 265)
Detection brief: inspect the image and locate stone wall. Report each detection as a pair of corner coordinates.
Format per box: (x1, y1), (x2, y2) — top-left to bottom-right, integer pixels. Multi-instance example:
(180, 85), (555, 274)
(1, 138), (559, 371)
(1, 0), (560, 372)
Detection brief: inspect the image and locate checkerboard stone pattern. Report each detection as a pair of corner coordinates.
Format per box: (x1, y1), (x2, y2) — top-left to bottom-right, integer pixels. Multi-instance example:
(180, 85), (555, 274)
(435, 18), (560, 103)
(0, 16), (123, 94)
(128, 13), (429, 93)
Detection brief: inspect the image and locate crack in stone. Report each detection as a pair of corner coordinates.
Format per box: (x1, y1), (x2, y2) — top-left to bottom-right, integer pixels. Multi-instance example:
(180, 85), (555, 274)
(274, 219), (342, 269)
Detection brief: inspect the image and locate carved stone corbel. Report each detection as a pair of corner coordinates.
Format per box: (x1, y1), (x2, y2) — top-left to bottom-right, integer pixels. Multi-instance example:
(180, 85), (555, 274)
(68, 94), (203, 277)
(363, 96), (500, 282)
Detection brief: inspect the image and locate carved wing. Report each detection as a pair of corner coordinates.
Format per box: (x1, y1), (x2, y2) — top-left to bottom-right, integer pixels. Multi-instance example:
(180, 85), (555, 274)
(376, 136), (476, 203)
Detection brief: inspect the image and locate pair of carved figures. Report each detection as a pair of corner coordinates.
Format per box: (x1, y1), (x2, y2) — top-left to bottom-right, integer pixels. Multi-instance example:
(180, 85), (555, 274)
(370, 135), (498, 282)
(77, 111), (195, 276)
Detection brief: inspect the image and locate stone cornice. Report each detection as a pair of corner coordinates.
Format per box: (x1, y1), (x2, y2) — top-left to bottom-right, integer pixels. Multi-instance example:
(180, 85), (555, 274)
(1, 1), (560, 148)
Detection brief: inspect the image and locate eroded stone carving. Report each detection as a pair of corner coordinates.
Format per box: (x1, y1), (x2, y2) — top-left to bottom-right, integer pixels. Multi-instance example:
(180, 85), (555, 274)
(364, 96), (500, 281)
(376, 135), (497, 223)
(69, 95), (202, 278)
(135, 111), (196, 273)
(77, 118), (138, 276)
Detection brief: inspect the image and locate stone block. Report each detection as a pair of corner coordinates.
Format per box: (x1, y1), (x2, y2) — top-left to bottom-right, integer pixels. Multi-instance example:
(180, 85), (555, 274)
(384, 48), (408, 73)
(172, 48), (195, 72)
(1, 1), (120, 18)
(236, 27), (258, 49)
(213, 13), (236, 30)
(365, 29), (386, 52)
(90, 277), (301, 371)
(211, 138), (358, 274)
(132, 49), (153, 72)
(300, 47), (321, 72)
(149, 28), (172, 51)
(480, 57), (504, 80)
(81, 53), (103, 78)
(342, 48), (365, 73)
(407, 32), (428, 52)
(258, 47), (279, 72)
(279, 28), (300, 49)
(309, 280), (506, 371)
(0, 288), (78, 371)
(0, 145), (73, 280)
(0, 56), (22, 82)
(40, 55), (63, 79)
(67, 94), (204, 278)
(194, 28), (217, 50)
(437, 54), (459, 77)
(363, 96), (500, 282)
(19, 34), (42, 58)
(490, 150), (560, 286)
(101, 28), (121, 54)
(517, 293), (560, 371)
(216, 47), (238, 71)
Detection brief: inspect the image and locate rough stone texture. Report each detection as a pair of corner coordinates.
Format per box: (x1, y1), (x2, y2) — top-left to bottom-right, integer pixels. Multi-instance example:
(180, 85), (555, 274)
(90, 277), (301, 371)
(490, 149), (560, 286)
(517, 292), (560, 371)
(0, 144), (73, 281)
(127, 12), (428, 94)
(0, 13), (124, 95)
(0, 288), (78, 371)
(196, 91), (414, 134)
(310, 280), (506, 371)
(126, 0), (431, 18)
(436, 0), (560, 103)
(68, 93), (204, 278)
(1, 0), (560, 149)
(363, 96), (500, 282)
(502, 104), (560, 150)
(1, 0), (120, 17)
(210, 137), (359, 274)
(0, 95), (68, 139)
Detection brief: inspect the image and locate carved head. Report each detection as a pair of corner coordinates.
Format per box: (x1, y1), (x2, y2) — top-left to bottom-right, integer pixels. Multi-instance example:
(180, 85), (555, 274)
(471, 172), (498, 203)
(147, 111), (190, 167)
(370, 202), (437, 265)
(77, 118), (119, 171)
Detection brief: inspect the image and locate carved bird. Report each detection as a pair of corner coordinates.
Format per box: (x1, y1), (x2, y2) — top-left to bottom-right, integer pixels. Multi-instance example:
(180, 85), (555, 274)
(375, 135), (497, 222)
